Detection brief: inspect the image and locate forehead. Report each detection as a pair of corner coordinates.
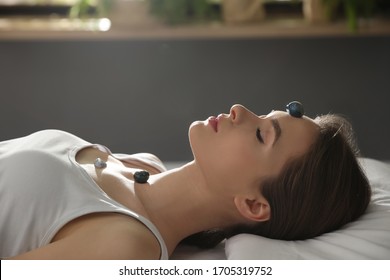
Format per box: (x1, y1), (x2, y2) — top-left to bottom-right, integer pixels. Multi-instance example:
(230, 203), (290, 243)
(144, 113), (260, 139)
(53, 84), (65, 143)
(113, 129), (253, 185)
(266, 110), (318, 128)
(267, 110), (319, 154)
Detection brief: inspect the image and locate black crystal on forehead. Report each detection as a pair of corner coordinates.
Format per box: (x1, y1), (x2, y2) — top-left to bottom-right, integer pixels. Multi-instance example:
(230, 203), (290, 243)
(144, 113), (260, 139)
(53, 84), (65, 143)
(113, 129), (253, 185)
(286, 101), (304, 118)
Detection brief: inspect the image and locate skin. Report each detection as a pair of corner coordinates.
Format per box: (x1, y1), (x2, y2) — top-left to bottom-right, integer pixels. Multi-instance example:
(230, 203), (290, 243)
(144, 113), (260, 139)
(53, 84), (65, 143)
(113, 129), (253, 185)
(9, 104), (319, 260)
(189, 105), (319, 199)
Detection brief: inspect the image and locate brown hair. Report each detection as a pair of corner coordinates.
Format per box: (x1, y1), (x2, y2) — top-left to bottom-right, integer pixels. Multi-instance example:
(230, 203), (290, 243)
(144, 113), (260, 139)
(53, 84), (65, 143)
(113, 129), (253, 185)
(181, 114), (371, 248)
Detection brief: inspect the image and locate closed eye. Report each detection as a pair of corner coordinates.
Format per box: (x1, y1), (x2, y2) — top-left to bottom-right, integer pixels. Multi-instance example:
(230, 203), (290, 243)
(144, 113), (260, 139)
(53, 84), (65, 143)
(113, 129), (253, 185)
(256, 128), (264, 144)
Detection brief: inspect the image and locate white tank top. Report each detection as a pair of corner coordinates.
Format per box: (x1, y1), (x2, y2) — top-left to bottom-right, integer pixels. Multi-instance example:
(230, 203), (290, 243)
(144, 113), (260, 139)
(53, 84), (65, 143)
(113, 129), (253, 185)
(0, 130), (168, 259)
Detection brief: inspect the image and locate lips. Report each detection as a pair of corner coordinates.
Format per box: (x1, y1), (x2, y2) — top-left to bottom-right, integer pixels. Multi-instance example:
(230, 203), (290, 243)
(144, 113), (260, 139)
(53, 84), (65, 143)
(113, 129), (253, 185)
(208, 116), (218, 132)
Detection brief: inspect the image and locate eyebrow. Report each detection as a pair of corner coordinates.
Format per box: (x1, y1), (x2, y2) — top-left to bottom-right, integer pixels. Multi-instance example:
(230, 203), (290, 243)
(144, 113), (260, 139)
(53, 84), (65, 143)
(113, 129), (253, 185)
(271, 118), (282, 147)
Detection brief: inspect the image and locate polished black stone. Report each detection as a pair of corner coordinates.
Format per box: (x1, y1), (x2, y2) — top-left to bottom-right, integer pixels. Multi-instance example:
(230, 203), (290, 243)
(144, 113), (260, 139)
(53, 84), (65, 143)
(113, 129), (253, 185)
(134, 170), (150, 184)
(286, 101), (304, 118)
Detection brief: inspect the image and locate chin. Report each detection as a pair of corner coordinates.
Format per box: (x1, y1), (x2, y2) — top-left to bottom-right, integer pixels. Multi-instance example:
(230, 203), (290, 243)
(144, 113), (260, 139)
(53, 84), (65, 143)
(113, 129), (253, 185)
(189, 120), (204, 130)
(188, 121), (208, 162)
(188, 120), (205, 139)
(188, 122), (199, 153)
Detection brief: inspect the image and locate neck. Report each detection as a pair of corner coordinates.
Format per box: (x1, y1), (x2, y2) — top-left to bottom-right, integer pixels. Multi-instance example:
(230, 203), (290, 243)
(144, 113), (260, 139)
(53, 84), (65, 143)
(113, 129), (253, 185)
(135, 161), (236, 256)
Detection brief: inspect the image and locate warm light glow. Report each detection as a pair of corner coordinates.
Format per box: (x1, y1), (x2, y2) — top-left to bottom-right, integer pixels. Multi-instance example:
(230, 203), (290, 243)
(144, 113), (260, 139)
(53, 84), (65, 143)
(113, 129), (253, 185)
(98, 18), (111, 32)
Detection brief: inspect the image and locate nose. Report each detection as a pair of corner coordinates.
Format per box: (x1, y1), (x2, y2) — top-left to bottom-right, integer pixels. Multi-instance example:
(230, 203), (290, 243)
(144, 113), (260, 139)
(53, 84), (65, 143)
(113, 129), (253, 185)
(229, 104), (256, 124)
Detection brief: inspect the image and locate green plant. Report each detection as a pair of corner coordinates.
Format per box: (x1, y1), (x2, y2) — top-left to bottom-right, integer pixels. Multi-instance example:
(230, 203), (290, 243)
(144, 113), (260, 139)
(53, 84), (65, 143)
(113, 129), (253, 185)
(70, 0), (112, 18)
(322, 0), (376, 31)
(149, 0), (219, 25)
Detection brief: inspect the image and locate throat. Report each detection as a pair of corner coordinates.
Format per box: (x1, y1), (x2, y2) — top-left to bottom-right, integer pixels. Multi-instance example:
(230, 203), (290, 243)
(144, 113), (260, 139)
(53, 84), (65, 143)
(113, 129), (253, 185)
(137, 162), (232, 254)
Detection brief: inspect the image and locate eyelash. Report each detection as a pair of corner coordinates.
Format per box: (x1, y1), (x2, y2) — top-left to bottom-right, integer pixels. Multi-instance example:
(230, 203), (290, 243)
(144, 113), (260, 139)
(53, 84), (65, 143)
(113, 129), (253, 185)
(256, 128), (264, 144)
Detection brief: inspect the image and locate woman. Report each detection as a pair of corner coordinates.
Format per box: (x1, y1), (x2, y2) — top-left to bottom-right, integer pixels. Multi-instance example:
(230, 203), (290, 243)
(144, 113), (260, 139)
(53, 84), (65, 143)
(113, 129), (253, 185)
(0, 102), (371, 259)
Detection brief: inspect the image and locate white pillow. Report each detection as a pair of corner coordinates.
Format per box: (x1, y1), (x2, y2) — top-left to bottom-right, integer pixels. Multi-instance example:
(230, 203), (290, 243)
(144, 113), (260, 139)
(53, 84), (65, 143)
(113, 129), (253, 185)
(225, 158), (390, 259)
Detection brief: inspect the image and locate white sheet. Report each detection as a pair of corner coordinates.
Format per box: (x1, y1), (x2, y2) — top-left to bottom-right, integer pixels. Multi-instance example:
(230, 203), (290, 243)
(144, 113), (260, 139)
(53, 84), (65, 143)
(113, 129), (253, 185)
(171, 242), (226, 260)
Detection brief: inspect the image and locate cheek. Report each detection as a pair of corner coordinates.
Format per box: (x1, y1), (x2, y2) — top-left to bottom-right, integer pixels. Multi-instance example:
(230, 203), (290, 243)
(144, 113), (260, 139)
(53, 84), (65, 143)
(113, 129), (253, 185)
(205, 141), (260, 184)
(189, 126), (265, 188)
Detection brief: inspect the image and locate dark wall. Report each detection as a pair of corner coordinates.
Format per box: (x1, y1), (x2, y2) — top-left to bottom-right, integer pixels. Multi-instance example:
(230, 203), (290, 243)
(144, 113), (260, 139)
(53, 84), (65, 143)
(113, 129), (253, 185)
(1, 36), (389, 161)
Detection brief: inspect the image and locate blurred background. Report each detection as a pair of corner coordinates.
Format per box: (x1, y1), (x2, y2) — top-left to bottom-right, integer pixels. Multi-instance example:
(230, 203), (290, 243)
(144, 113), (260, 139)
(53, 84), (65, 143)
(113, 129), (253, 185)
(0, 0), (389, 162)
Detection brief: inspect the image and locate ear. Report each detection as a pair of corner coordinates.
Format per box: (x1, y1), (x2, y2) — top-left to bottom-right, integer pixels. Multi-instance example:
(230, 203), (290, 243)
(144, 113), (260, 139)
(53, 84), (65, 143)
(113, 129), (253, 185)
(234, 195), (270, 222)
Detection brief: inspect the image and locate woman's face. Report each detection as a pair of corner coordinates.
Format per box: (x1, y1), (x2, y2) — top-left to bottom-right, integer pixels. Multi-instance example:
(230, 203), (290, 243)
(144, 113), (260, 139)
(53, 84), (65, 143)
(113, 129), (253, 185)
(189, 104), (319, 194)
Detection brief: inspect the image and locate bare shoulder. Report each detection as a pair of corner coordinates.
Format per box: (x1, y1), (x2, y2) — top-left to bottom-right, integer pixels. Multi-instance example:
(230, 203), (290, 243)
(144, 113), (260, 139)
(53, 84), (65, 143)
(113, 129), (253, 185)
(10, 213), (161, 260)
(101, 214), (162, 259)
